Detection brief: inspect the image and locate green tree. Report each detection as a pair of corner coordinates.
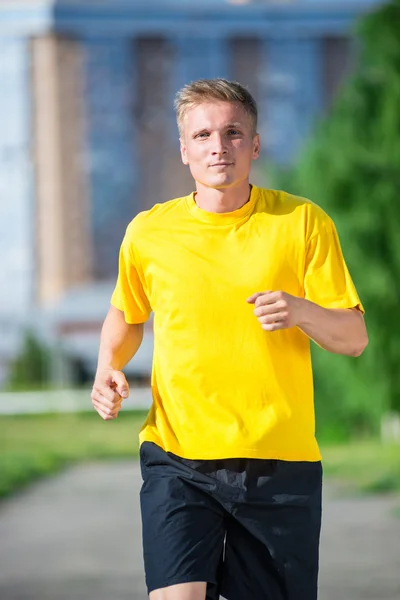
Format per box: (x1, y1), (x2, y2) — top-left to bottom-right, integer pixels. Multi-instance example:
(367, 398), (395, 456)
(274, 0), (400, 438)
(7, 331), (51, 391)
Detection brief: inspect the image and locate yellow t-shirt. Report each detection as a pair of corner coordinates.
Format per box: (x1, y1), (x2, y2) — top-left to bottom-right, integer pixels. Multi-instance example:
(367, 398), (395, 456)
(111, 186), (363, 461)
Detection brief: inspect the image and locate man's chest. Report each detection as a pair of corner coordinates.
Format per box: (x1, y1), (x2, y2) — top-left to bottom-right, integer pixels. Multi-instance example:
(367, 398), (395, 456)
(140, 222), (305, 312)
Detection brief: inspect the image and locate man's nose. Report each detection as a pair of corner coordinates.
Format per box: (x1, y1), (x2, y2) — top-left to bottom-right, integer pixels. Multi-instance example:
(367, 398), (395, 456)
(211, 133), (227, 155)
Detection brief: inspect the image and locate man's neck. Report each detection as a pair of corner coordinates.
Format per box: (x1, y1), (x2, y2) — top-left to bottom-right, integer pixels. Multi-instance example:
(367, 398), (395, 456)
(194, 180), (252, 214)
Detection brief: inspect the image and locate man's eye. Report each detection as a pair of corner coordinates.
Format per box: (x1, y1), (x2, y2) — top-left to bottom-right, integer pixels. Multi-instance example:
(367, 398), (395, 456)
(196, 132), (209, 139)
(227, 129), (241, 136)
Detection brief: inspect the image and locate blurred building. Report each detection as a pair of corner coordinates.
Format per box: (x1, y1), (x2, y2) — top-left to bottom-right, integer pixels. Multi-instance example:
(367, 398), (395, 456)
(0, 0), (384, 386)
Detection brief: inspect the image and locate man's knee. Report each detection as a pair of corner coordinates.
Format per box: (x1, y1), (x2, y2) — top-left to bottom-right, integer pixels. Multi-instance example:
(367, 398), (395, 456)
(150, 581), (207, 600)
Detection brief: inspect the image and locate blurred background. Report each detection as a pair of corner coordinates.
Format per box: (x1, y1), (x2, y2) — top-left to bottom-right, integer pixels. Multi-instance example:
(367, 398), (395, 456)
(1, 1), (400, 599)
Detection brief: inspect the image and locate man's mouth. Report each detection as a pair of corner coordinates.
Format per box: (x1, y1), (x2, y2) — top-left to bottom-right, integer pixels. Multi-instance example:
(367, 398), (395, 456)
(209, 162), (233, 167)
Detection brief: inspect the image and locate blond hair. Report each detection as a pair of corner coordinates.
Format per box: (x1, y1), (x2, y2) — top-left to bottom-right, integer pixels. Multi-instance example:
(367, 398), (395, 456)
(174, 78), (258, 136)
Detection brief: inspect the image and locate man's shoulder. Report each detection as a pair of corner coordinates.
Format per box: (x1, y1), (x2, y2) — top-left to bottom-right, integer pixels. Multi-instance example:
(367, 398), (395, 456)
(262, 188), (332, 224)
(125, 195), (189, 236)
(262, 188), (315, 210)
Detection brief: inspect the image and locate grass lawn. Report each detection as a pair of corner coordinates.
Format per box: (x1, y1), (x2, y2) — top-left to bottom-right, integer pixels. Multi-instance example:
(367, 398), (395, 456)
(321, 440), (400, 494)
(0, 410), (147, 498)
(1, 411), (400, 499)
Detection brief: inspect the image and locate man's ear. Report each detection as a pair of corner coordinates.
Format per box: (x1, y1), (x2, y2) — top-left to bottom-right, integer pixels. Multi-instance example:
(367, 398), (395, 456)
(180, 137), (189, 165)
(252, 134), (261, 160)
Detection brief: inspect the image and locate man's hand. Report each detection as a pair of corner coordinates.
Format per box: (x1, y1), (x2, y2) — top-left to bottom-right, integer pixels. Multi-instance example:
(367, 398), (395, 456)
(246, 291), (303, 331)
(91, 368), (130, 420)
(247, 290), (368, 356)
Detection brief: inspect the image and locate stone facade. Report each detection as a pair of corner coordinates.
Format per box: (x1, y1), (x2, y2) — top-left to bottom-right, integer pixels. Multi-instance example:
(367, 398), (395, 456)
(32, 34), (91, 305)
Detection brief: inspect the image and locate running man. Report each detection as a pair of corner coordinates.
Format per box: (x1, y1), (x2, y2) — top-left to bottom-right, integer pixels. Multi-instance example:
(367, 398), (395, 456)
(91, 79), (368, 600)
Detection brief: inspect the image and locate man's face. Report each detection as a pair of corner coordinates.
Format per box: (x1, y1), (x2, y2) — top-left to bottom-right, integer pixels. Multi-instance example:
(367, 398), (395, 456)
(180, 101), (260, 190)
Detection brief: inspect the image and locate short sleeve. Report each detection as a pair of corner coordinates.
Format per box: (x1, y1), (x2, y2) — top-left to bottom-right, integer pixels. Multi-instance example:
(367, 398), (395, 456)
(304, 215), (364, 313)
(110, 227), (151, 323)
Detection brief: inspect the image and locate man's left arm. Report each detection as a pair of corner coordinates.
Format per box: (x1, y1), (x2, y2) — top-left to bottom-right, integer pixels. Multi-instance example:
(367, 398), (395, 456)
(247, 291), (368, 357)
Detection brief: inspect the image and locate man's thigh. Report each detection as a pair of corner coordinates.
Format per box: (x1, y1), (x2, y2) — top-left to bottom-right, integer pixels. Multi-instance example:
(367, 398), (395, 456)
(221, 460), (323, 600)
(139, 442), (225, 597)
(150, 582), (207, 600)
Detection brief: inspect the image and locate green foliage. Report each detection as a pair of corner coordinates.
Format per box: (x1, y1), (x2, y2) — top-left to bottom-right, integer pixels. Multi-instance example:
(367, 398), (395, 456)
(313, 345), (388, 441)
(6, 330), (52, 391)
(272, 0), (400, 436)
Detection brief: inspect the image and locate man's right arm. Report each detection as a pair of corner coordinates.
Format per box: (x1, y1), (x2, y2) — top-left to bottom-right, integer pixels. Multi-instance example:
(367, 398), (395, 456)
(91, 305), (145, 420)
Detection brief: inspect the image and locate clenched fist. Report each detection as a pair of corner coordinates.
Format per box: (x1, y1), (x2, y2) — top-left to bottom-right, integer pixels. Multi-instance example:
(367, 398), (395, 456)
(91, 368), (129, 420)
(246, 290), (304, 332)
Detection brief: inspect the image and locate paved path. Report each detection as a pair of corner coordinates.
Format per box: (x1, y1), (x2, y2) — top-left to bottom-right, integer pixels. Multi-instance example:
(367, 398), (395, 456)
(0, 462), (399, 600)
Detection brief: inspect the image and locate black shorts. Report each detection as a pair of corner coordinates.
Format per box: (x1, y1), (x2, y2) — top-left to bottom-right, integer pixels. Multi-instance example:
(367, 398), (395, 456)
(139, 442), (322, 600)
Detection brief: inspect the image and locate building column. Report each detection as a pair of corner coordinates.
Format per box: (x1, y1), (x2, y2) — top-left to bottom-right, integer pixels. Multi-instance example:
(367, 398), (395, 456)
(32, 34), (91, 305)
(83, 37), (137, 279)
(0, 37), (34, 314)
(264, 38), (323, 164)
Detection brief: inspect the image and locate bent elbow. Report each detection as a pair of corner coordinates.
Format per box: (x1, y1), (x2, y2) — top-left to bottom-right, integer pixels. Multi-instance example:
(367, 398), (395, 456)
(351, 334), (369, 357)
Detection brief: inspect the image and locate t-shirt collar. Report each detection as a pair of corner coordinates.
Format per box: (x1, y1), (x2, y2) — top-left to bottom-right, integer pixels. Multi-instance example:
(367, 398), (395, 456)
(185, 185), (260, 225)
